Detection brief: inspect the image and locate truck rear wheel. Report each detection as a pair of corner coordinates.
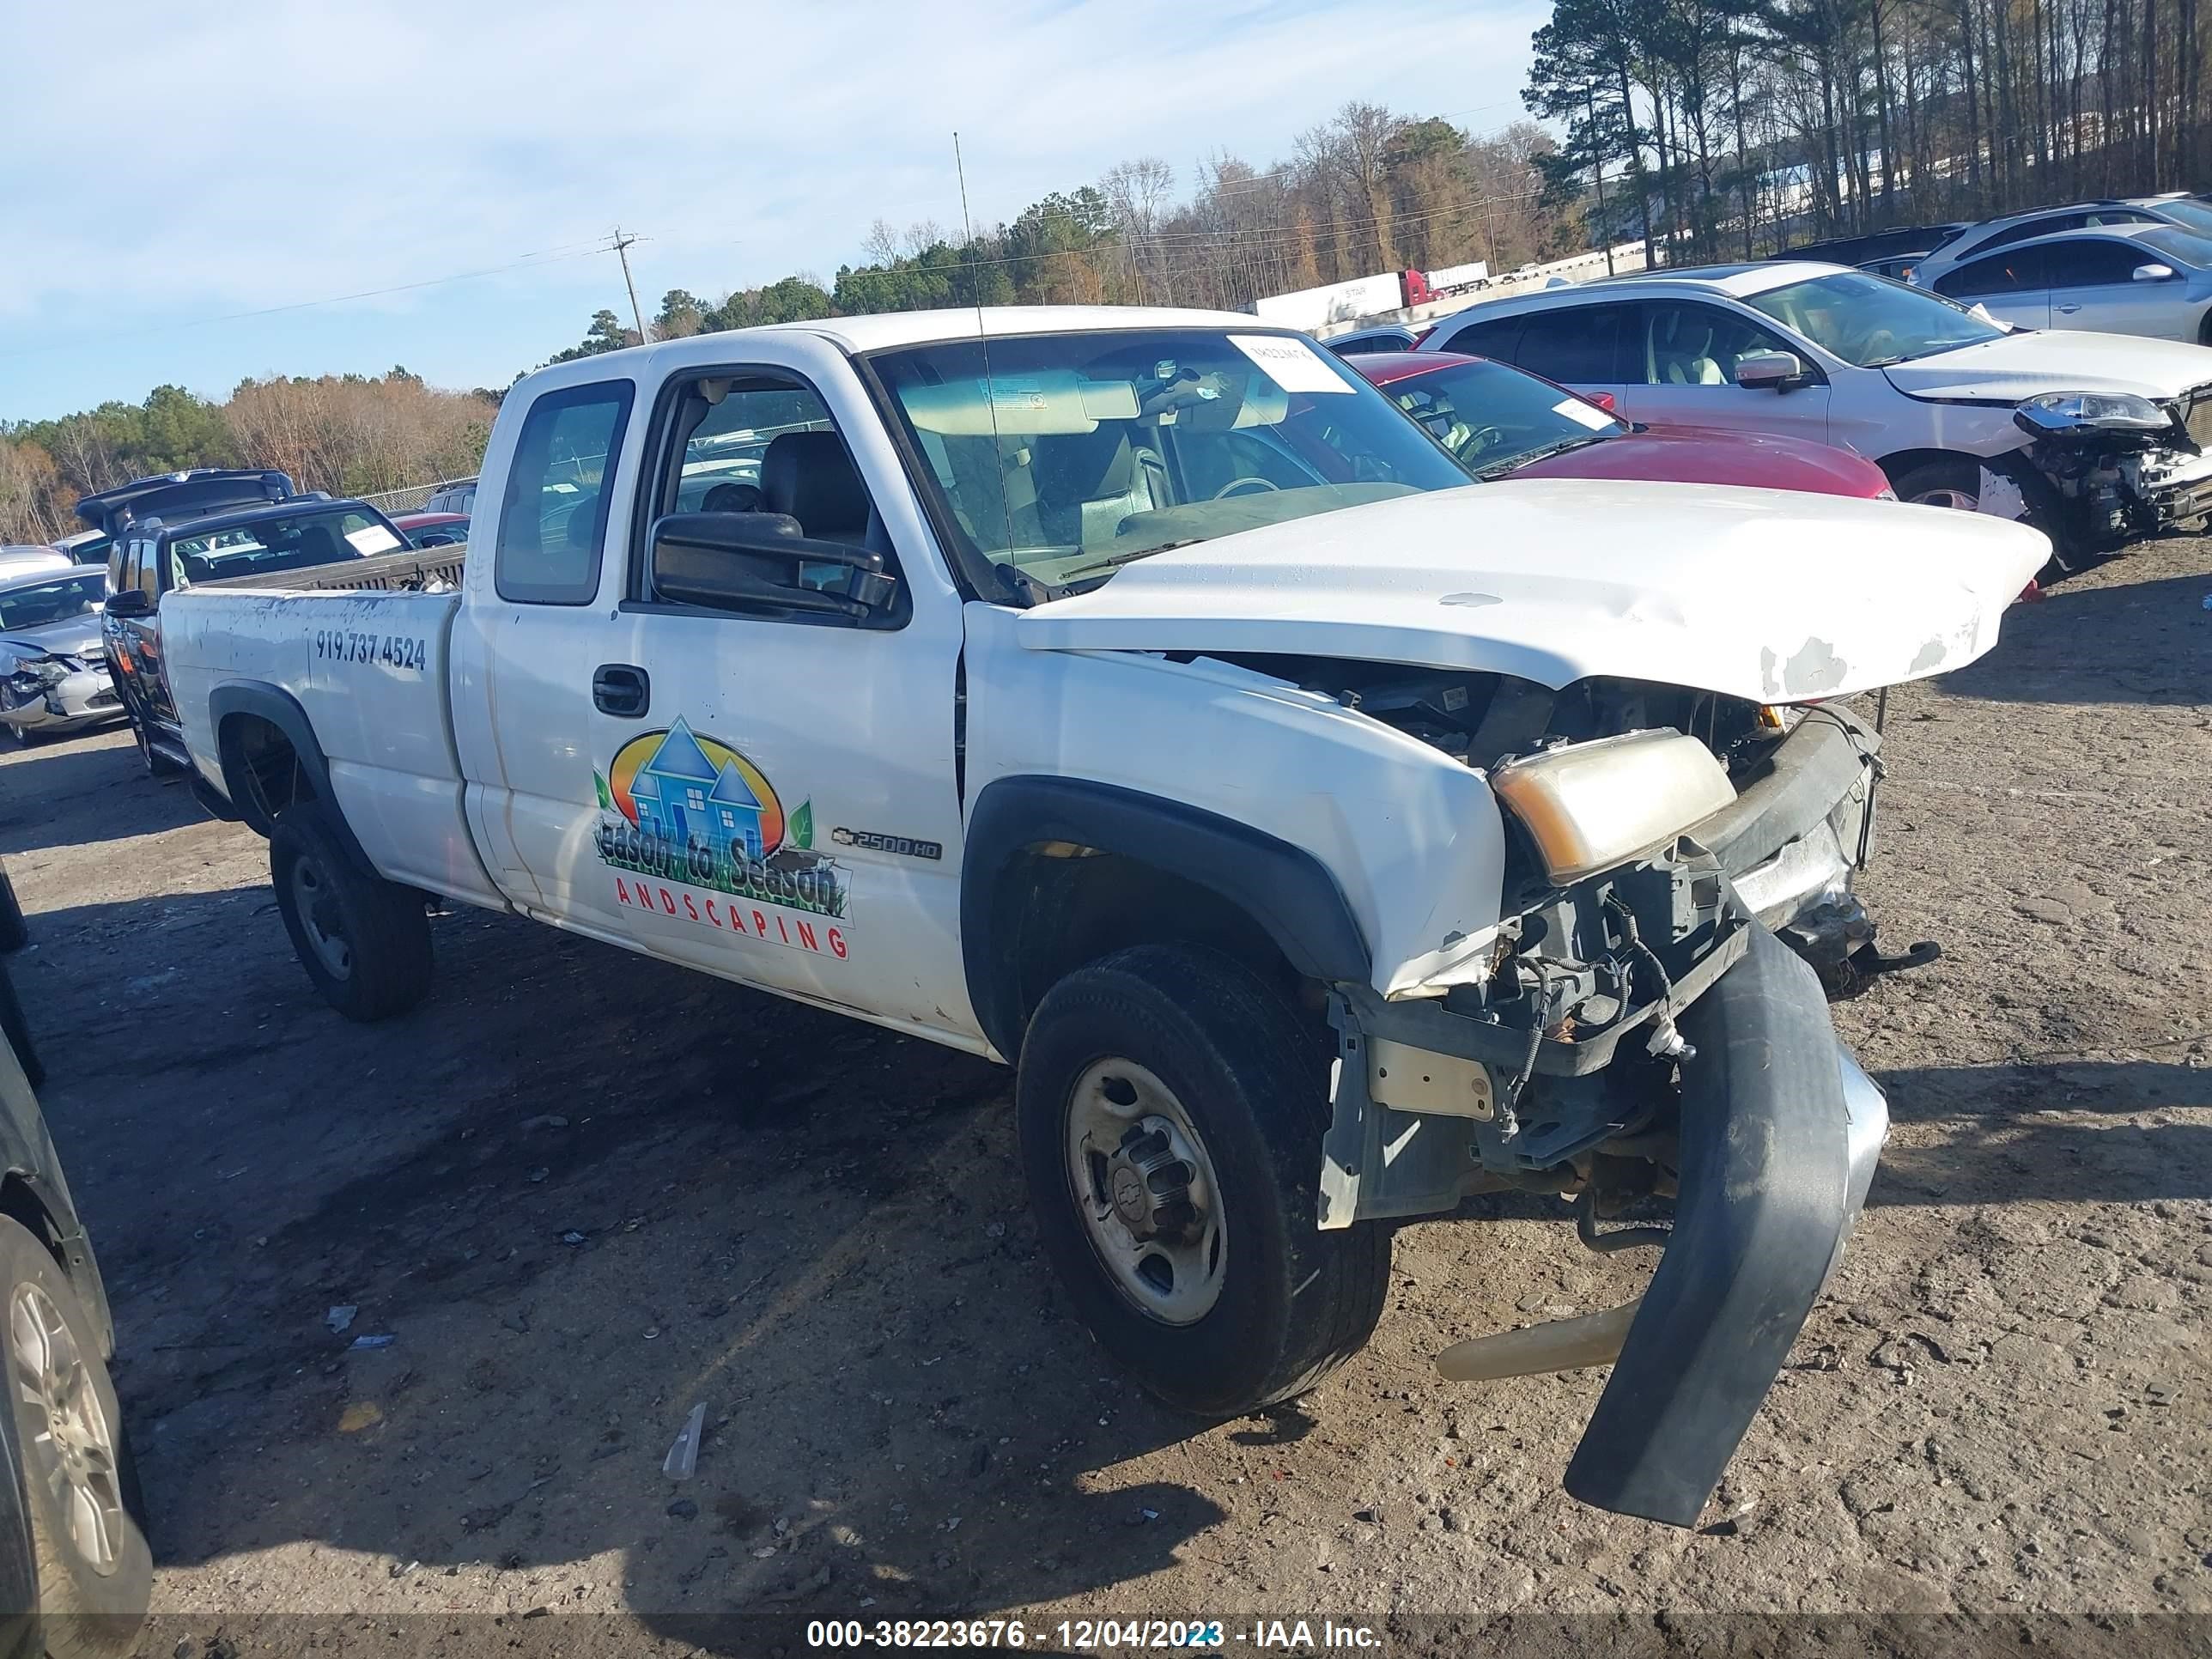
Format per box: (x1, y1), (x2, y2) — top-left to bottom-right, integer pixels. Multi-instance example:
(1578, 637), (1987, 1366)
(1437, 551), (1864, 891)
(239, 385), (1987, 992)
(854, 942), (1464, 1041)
(270, 801), (432, 1022)
(0, 1214), (151, 1659)
(1016, 944), (1389, 1417)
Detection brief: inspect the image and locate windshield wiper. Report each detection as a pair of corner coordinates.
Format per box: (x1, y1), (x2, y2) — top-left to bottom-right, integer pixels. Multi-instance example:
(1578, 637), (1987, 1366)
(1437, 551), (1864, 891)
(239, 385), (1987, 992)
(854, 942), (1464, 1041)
(1057, 538), (1209, 582)
(1478, 433), (1609, 478)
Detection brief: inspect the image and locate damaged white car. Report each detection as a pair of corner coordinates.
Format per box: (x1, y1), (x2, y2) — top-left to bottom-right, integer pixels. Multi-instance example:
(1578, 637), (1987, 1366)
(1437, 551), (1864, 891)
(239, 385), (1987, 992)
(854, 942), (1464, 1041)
(160, 308), (2048, 1526)
(0, 567), (123, 746)
(1423, 263), (2212, 560)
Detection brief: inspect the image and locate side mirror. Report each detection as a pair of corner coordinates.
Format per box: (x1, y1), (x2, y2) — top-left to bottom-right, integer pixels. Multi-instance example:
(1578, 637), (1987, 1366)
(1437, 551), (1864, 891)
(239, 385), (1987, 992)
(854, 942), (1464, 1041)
(1584, 391), (1618, 413)
(1734, 349), (1804, 391)
(649, 512), (897, 620)
(102, 587), (151, 618)
(2133, 263), (2178, 283)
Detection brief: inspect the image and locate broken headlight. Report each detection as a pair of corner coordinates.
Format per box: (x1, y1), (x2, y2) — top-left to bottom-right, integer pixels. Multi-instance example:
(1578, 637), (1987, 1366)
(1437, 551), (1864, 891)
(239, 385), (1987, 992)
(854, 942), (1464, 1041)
(7, 656), (82, 689)
(2014, 391), (2172, 435)
(1491, 729), (1736, 884)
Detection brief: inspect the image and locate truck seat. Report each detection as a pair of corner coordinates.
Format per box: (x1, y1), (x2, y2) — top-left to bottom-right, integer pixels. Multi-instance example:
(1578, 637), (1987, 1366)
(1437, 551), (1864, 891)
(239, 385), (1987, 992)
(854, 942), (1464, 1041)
(762, 433), (870, 544)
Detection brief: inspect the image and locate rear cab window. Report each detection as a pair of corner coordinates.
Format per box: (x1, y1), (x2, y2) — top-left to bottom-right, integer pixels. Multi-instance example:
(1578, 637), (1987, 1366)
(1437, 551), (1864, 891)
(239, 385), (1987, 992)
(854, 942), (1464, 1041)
(496, 382), (635, 605)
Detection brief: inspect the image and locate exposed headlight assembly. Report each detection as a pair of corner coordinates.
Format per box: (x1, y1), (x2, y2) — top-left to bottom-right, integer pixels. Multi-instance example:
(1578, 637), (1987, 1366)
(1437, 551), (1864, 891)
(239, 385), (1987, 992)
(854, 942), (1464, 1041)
(7, 657), (79, 689)
(2014, 390), (2172, 434)
(1491, 729), (1737, 884)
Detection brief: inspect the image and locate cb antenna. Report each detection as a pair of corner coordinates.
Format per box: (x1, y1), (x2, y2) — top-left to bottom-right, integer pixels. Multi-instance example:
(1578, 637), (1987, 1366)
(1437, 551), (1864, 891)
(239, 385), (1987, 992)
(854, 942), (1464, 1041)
(955, 131), (1023, 593)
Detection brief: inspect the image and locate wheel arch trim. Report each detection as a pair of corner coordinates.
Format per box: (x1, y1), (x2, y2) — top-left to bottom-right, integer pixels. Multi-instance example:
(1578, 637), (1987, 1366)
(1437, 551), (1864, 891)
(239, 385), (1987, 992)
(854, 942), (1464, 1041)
(207, 680), (374, 873)
(960, 775), (1371, 1060)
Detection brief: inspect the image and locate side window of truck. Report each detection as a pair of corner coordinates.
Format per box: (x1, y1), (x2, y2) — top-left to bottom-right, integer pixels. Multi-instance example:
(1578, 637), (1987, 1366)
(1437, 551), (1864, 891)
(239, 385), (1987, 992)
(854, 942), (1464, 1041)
(631, 370), (891, 614)
(496, 381), (635, 605)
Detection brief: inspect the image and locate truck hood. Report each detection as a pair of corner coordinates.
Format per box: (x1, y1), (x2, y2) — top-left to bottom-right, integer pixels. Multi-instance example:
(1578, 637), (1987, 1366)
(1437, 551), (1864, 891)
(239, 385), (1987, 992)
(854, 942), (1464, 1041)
(1018, 480), (2050, 702)
(1881, 329), (2212, 402)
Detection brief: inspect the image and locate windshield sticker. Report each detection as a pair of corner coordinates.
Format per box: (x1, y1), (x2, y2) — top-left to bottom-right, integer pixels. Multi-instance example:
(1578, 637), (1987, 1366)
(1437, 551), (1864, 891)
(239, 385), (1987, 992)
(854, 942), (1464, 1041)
(1552, 398), (1616, 431)
(984, 376), (1052, 413)
(1228, 334), (1355, 394)
(345, 525), (403, 555)
(593, 718), (848, 959)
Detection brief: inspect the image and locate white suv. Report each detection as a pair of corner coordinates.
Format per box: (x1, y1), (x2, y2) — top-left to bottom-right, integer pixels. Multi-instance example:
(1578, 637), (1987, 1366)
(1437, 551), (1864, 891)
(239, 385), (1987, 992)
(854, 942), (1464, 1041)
(1419, 261), (2212, 557)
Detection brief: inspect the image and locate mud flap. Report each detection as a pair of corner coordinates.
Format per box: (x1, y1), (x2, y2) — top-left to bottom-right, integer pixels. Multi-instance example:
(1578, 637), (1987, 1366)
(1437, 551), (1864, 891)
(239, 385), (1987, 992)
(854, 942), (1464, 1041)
(1563, 922), (1852, 1527)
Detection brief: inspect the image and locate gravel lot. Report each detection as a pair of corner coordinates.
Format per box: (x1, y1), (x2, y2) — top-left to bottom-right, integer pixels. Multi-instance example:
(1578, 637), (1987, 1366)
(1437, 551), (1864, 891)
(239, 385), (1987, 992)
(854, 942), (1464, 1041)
(1, 535), (2207, 1657)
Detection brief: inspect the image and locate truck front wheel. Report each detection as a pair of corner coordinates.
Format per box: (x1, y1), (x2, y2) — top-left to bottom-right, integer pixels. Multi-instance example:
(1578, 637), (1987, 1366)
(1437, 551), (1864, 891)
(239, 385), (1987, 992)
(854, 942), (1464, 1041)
(270, 801), (432, 1021)
(1016, 944), (1389, 1416)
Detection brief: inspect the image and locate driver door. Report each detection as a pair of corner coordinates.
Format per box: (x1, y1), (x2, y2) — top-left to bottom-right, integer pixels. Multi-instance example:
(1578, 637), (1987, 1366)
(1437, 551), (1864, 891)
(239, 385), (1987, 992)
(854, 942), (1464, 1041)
(1617, 301), (1832, 444)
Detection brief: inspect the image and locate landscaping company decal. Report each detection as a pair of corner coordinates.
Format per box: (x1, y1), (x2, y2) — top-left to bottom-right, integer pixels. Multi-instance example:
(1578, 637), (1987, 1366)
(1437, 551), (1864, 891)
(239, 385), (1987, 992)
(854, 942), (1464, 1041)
(593, 718), (848, 958)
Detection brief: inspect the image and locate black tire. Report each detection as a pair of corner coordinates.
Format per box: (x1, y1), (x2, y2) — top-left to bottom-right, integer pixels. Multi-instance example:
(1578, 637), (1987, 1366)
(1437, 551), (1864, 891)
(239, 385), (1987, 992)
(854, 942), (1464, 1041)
(1891, 455), (2090, 576)
(128, 714), (181, 780)
(0, 862), (26, 954)
(0, 1215), (150, 1659)
(269, 800), (432, 1021)
(1887, 456), (1981, 512)
(0, 960), (40, 1091)
(1016, 944), (1389, 1417)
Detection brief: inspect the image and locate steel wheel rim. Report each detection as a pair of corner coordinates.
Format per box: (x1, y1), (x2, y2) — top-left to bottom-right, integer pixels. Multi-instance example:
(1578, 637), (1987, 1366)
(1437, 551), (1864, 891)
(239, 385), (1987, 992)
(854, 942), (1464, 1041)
(290, 855), (351, 978)
(10, 1282), (125, 1576)
(1911, 486), (1978, 511)
(1064, 1058), (1228, 1326)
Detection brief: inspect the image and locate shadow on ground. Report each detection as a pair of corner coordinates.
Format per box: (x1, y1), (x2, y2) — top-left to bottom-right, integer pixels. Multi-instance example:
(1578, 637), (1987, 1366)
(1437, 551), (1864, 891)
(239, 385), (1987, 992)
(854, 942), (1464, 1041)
(27, 875), (1225, 1650)
(1938, 565), (2212, 706)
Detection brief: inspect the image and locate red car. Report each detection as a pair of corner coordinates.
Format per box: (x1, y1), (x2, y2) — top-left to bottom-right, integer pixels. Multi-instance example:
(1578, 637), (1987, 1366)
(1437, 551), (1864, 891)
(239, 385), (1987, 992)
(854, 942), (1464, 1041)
(1352, 351), (1894, 498)
(391, 509), (471, 548)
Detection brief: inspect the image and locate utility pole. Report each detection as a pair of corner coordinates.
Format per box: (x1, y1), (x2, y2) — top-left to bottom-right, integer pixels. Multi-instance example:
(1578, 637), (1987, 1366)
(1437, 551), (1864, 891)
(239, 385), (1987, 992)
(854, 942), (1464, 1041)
(611, 228), (650, 345)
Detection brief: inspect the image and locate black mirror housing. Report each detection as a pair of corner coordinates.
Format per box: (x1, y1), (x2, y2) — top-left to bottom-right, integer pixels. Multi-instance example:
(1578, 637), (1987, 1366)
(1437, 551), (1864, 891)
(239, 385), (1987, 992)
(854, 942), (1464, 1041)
(648, 512), (897, 620)
(103, 588), (152, 618)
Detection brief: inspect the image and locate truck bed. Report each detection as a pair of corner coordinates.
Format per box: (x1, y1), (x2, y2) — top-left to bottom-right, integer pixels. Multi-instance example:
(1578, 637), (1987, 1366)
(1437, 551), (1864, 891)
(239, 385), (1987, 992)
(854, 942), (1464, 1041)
(165, 574), (501, 908)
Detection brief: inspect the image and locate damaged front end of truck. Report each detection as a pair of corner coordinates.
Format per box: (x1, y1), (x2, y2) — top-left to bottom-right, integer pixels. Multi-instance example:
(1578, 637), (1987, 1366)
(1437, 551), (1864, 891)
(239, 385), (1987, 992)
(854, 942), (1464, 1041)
(1316, 719), (1886, 1527)
(1015, 477), (2051, 1527)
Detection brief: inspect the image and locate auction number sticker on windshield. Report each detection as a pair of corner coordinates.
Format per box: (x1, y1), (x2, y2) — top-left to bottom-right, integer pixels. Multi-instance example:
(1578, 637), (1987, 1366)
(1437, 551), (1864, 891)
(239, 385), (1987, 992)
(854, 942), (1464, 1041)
(1552, 397), (1616, 430)
(1229, 334), (1354, 393)
(345, 525), (403, 555)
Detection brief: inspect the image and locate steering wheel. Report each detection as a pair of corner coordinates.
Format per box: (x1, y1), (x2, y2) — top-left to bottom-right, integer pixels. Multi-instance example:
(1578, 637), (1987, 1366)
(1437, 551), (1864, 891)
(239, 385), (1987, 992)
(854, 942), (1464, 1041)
(1454, 424), (1511, 460)
(1210, 476), (1282, 501)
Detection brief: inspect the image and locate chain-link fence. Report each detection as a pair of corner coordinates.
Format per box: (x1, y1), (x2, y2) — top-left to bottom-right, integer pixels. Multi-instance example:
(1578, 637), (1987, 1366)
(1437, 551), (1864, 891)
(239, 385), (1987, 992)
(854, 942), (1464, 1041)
(356, 483), (441, 515)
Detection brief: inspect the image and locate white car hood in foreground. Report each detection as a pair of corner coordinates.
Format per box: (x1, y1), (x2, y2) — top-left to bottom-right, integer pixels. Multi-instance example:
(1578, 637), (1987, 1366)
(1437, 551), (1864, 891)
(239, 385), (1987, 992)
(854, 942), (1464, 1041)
(1018, 481), (2050, 703)
(1881, 328), (2212, 402)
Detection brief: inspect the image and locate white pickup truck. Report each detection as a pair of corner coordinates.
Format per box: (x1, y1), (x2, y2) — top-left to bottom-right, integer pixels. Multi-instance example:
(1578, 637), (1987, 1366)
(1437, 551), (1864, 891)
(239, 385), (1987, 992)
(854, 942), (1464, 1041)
(166, 306), (2045, 1527)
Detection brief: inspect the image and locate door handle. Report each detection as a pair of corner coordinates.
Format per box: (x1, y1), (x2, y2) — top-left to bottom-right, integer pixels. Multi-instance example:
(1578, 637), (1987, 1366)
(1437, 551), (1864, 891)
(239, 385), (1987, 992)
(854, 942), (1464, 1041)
(2056, 303), (2081, 313)
(592, 663), (650, 718)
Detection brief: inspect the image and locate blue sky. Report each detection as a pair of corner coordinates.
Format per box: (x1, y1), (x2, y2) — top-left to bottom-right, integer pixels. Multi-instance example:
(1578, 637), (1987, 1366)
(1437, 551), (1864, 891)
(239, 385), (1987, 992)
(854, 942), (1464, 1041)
(0, 0), (1544, 422)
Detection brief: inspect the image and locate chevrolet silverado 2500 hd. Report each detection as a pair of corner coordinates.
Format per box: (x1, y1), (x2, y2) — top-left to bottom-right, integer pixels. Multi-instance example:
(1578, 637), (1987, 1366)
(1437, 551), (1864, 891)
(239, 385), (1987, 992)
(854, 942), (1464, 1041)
(163, 307), (2048, 1526)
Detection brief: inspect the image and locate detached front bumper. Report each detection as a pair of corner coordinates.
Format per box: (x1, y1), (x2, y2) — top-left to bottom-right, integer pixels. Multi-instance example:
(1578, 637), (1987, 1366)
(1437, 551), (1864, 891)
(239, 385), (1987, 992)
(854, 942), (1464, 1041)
(1565, 923), (1886, 1525)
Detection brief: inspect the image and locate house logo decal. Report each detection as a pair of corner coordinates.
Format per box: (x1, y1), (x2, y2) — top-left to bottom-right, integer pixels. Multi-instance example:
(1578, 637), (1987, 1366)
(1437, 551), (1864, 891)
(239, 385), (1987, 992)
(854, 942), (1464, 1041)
(593, 719), (848, 953)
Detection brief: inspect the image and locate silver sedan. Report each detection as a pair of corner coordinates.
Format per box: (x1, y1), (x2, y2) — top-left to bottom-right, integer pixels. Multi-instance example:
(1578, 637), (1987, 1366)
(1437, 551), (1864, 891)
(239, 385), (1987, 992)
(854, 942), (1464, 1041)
(1927, 222), (2212, 342)
(0, 567), (125, 745)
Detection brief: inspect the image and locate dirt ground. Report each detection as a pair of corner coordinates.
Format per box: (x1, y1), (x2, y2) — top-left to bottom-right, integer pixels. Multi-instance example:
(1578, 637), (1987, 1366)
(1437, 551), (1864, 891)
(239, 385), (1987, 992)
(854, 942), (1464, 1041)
(2, 535), (2208, 1659)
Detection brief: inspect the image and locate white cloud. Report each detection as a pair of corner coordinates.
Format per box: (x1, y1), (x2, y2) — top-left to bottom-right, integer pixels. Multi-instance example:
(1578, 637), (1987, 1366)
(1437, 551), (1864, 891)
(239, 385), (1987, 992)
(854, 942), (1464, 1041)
(3, 0), (1545, 324)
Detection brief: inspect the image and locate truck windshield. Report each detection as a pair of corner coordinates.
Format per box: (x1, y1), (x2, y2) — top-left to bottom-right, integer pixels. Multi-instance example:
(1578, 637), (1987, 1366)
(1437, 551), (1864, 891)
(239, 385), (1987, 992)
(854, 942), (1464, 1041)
(869, 328), (1472, 584)
(168, 508), (400, 584)
(1743, 271), (2008, 366)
